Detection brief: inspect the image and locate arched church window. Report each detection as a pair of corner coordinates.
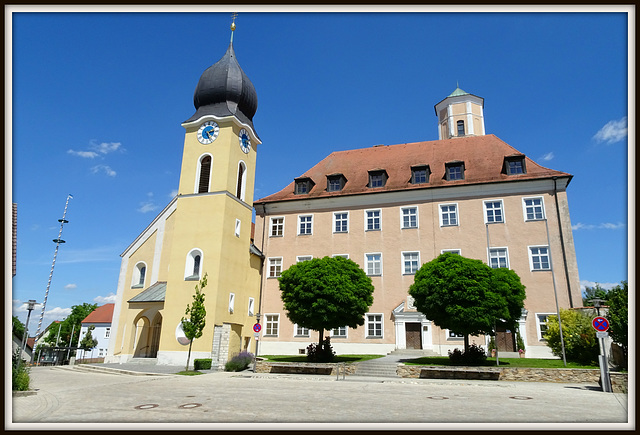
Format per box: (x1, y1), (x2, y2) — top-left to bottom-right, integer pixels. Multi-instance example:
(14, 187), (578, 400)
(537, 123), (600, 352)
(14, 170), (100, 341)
(185, 249), (203, 281)
(132, 262), (147, 288)
(198, 155), (212, 193)
(236, 161), (246, 201)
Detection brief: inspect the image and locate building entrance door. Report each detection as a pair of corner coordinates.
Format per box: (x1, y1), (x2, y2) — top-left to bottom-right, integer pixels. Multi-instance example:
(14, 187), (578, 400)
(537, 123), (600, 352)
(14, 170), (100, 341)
(496, 326), (516, 352)
(405, 323), (422, 349)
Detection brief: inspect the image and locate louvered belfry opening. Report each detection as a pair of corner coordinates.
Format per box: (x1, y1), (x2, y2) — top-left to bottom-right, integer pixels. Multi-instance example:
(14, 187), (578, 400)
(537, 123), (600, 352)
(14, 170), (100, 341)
(198, 156), (212, 193)
(236, 163), (245, 199)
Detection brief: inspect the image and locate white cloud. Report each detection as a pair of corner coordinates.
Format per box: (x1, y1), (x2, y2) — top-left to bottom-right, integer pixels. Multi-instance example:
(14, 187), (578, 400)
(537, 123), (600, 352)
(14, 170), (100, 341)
(90, 141), (122, 155)
(138, 192), (159, 213)
(67, 149), (99, 158)
(540, 152), (554, 161)
(593, 117), (628, 144)
(579, 280), (620, 292)
(572, 222), (626, 231)
(94, 293), (117, 304)
(64, 283), (77, 290)
(91, 165), (117, 177)
(169, 189), (178, 198)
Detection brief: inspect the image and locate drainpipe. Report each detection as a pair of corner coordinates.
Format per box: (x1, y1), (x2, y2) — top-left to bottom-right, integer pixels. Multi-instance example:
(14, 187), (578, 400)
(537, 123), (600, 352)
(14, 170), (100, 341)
(552, 177), (575, 308)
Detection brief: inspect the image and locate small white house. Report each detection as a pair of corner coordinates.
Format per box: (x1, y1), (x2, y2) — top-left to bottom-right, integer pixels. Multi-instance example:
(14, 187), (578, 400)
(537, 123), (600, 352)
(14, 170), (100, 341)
(77, 304), (114, 361)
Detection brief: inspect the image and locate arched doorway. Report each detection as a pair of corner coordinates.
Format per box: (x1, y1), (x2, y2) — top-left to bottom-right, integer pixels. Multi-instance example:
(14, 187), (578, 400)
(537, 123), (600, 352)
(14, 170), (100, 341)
(149, 313), (162, 358)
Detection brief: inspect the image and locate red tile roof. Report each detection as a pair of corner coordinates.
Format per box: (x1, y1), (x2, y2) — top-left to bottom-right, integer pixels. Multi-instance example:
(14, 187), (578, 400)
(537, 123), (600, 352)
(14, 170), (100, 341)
(81, 303), (115, 324)
(256, 134), (571, 204)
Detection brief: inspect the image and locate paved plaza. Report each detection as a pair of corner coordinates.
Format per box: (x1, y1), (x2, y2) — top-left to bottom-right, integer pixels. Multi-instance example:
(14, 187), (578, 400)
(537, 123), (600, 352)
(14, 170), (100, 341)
(9, 365), (631, 430)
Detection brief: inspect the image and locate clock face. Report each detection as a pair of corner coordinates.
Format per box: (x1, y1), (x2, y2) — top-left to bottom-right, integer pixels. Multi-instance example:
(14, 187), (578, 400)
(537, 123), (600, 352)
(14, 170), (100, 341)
(239, 129), (251, 154)
(197, 121), (219, 144)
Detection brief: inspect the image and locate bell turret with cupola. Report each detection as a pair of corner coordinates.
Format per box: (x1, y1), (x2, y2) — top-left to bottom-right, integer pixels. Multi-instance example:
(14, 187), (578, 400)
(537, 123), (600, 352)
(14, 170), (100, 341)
(434, 86), (485, 139)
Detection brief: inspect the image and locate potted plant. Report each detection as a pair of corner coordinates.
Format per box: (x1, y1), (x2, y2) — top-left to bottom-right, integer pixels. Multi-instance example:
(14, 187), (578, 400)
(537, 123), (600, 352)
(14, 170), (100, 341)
(488, 336), (496, 357)
(516, 331), (525, 358)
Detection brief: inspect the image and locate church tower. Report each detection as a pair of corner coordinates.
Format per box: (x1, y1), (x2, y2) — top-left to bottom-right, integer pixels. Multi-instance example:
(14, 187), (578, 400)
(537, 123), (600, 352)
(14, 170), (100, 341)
(106, 18), (263, 368)
(434, 86), (485, 139)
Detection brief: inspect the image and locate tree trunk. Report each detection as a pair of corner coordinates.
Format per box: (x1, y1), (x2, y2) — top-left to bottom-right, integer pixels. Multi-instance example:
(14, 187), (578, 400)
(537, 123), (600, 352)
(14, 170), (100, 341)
(318, 329), (324, 353)
(186, 340), (193, 372)
(464, 334), (470, 353)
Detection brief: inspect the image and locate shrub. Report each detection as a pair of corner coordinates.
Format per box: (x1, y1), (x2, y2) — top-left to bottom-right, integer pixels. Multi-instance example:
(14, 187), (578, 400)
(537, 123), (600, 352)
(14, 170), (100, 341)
(224, 351), (254, 372)
(12, 349), (30, 391)
(194, 358), (212, 370)
(487, 336), (496, 352)
(545, 309), (598, 365)
(306, 337), (335, 363)
(448, 343), (487, 365)
(516, 331), (525, 353)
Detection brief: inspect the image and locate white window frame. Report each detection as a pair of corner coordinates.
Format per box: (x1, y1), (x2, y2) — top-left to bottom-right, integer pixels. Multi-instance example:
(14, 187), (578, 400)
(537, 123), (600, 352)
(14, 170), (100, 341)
(131, 261), (147, 288)
(294, 324), (310, 337)
(184, 249), (203, 280)
(332, 254), (349, 259)
(268, 257), (283, 278)
(529, 245), (551, 271)
(330, 326), (348, 338)
(484, 199), (505, 224)
(194, 153), (213, 194)
(264, 314), (279, 337)
(104, 327), (111, 339)
(228, 293), (235, 314)
(236, 160), (247, 201)
(333, 211), (349, 233)
(447, 330), (464, 340)
(248, 297), (255, 317)
(535, 313), (555, 341)
(439, 203), (459, 227)
(365, 253), (382, 276)
(366, 314), (383, 338)
(270, 217), (285, 237)
(402, 251), (420, 275)
(523, 196), (546, 221)
(365, 209), (381, 231)
(235, 219), (241, 237)
(488, 247), (509, 269)
(296, 255), (312, 263)
(400, 206), (419, 229)
(298, 214), (313, 235)
(441, 249), (461, 255)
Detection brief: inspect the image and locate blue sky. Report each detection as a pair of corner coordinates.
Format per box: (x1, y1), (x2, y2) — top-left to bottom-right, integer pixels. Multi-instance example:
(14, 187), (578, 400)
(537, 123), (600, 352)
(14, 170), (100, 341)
(8, 7), (631, 329)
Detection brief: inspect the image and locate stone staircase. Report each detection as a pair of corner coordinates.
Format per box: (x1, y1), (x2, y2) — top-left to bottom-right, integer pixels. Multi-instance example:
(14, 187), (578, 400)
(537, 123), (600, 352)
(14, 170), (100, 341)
(354, 349), (440, 378)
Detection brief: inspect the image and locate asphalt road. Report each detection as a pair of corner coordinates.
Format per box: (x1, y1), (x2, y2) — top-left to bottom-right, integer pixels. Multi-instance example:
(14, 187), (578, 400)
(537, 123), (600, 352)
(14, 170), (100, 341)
(9, 366), (631, 430)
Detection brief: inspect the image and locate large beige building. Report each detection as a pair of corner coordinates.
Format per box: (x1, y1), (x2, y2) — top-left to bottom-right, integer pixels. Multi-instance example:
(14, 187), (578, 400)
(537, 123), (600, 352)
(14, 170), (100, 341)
(106, 30), (263, 368)
(254, 88), (582, 358)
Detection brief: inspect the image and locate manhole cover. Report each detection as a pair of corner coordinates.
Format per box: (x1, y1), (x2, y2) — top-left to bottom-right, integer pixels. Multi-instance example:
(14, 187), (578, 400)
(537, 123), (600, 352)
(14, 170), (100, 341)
(426, 396), (449, 400)
(178, 403), (202, 409)
(509, 396), (533, 400)
(134, 404), (159, 410)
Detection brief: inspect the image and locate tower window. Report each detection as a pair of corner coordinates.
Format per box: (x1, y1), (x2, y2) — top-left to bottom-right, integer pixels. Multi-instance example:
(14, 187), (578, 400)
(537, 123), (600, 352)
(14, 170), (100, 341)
(132, 262), (147, 288)
(411, 166), (430, 184)
(294, 177), (314, 195)
(457, 120), (465, 136)
(445, 162), (465, 181)
(198, 155), (212, 193)
(327, 174), (346, 192)
(236, 162), (246, 200)
(368, 170), (387, 188)
(185, 249), (203, 280)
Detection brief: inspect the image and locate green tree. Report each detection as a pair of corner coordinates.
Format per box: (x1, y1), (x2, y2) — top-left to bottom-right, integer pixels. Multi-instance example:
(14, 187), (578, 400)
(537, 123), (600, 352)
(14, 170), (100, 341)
(278, 256), (374, 361)
(582, 283), (608, 306)
(606, 280), (628, 362)
(409, 253), (526, 352)
(182, 273), (207, 372)
(544, 309), (598, 365)
(42, 303), (97, 349)
(79, 325), (99, 358)
(12, 316), (25, 341)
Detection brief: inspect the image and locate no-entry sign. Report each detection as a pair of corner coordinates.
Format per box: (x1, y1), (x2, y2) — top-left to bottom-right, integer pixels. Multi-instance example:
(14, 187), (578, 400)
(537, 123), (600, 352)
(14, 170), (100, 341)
(253, 323), (261, 333)
(592, 316), (609, 332)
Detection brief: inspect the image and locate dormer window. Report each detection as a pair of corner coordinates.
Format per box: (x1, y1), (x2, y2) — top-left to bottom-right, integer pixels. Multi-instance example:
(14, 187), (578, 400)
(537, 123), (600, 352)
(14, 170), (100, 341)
(327, 174), (346, 192)
(457, 120), (465, 136)
(294, 177), (315, 195)
(445, 161), (465, 181)
(368, 170), (387, 188)
(504, 156), (526, 175)
(411, 165), (430, 184)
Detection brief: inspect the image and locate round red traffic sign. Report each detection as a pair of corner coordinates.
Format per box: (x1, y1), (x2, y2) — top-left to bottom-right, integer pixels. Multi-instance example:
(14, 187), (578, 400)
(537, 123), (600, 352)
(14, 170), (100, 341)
(253, 323), (261, 333)
(592, 316), (609, 332)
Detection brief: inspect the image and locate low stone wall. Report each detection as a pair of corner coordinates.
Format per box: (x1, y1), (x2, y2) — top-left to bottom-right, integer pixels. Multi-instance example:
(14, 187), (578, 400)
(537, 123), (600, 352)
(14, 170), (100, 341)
(611, 372), (628, 394)
(498, 367), (599, 383)
(255, 360), (358, 376)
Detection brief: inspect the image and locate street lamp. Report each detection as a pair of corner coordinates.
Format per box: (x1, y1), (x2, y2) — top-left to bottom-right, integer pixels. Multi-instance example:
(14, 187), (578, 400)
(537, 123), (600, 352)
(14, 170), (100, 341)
(591, 297), (605, 316)
(18, 300), (38, 370)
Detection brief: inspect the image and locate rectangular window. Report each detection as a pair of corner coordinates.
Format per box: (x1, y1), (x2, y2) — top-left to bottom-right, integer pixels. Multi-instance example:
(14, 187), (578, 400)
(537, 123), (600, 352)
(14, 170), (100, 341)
(268, 257), (282, 278)
(295, 324), (310, 337)
(229, 293), (235, 313)
(411, 166), (429, 184)
(331, 326), (347, 338)
(523, 197), (545, 221)
(439, 204), (458, 226)
(235, 219), (241, 237)
(508, 159), (525, 174)
(295, 178), (314, 195)
(104, 327), (111, 339)
(488, 248), (509, 269)
(448, 330), (464, 339)
(536, 313), (554, 341)
(366, 314), (383, 338)
(441, 249), (461, 255)
(333, 254), (349, 259)
(334, 212), (348, 233)
(298, 215), (313, 235)
(265, 314), (279, 336)
(403, 252), (420, 274)
(296, 255), (312, 263)
(484, 200), (504, 223)
(401, 207), (418, 229)
(368, 171), (387, 188)
(366, 253), (382, 276)
(327, 174), (345, 192)
(248, 297), (255, 316)
(270, 217), (284, 237)
(529, 246), (551, 270)
(446, 163), (464, 180)
(366, 210), (381, 231)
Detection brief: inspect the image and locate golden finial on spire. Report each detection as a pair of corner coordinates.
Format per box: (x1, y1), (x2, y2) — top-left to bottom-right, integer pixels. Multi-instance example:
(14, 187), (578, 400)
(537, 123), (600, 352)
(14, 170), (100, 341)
(230, 12), (238, 43)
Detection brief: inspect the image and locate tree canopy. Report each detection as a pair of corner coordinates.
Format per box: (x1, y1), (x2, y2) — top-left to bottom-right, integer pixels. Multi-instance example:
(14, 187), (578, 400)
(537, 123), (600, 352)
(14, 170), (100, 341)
(12, 316), (25, 341)
(41, 302), (97, 349)
(279, 256), (374, 346)
(181, 273), (207, 371)
(408, 253), (526, 351)
(79, 325), (99, 351)
(606, 281), (628, 360)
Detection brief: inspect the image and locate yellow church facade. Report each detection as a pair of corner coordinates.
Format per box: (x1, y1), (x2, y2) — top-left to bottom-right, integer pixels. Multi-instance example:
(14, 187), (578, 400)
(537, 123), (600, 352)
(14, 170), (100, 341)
(106, 34), (263, 368)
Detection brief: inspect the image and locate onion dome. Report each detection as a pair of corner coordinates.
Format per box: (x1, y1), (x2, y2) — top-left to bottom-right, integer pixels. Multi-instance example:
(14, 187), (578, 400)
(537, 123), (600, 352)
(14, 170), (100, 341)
(185, 42), (258, 133)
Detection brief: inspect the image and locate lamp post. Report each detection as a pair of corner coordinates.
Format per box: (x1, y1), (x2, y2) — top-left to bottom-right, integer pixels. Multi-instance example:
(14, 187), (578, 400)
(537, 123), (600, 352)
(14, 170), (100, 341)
(18, 300), (38, 370)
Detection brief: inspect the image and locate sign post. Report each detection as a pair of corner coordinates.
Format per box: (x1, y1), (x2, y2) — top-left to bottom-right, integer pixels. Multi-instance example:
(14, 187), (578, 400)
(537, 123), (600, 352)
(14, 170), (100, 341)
(252, 314), (261, 373)
(592, 316), (612, 393)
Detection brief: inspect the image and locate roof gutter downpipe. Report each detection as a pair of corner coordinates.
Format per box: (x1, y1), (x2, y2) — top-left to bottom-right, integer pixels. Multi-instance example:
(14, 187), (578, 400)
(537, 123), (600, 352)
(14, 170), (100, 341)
(553, 177), (575, 308)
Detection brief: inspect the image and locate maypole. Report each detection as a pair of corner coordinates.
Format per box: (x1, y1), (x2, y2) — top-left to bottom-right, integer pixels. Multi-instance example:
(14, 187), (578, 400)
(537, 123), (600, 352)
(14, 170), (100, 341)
(33, 194), (73, 345)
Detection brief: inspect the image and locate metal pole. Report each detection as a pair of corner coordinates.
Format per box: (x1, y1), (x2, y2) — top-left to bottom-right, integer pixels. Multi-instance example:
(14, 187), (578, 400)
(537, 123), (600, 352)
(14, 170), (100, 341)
(18, 301), (37, 370)
(544, 218), (567, 367)
(66, 323), (75, 360)
(34, 194), (73, 345)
